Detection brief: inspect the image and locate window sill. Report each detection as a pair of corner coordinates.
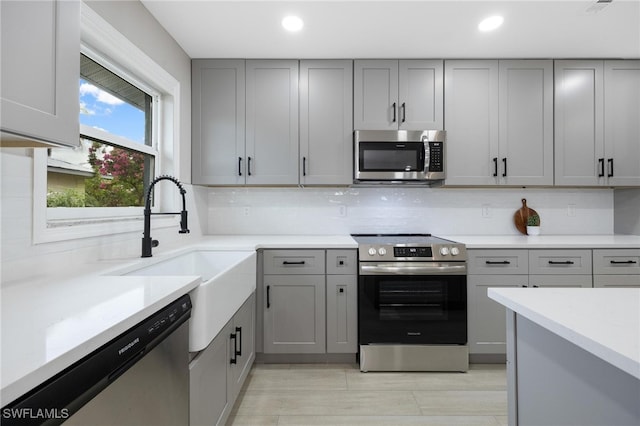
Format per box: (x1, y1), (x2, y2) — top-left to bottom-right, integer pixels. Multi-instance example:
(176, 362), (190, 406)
(34, 215), (179, 244)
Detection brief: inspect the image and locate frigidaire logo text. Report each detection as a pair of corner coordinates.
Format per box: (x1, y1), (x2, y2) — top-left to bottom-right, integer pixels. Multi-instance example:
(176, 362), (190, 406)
(118, 337), (140, 355)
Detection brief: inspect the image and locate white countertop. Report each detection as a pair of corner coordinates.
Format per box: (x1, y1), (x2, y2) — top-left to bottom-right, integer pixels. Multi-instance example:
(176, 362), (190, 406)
(0, 274), (200, 405)
(442, 234), (640, 249)
(488, 287), (640, 380)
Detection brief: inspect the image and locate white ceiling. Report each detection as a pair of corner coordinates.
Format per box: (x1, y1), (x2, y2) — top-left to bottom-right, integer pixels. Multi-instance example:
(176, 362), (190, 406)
(141, 0), (640, 59)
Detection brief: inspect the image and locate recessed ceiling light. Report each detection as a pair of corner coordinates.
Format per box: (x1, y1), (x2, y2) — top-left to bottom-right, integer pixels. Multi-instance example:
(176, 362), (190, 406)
(282, 15), (304, 32)
(478, 15), (504, 32)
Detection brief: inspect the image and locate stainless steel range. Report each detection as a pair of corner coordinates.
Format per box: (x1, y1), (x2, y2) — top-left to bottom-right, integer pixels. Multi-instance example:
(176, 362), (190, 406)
(352, 234), (468, 372)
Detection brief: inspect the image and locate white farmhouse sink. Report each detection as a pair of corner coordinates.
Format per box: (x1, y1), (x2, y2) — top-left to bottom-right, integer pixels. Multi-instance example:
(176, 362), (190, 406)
(116, 250), (256, 352)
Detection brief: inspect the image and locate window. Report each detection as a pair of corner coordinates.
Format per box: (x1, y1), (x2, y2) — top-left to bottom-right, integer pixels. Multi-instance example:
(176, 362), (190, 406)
(47, 54), (157, 209)
(33, 3), (182, 243)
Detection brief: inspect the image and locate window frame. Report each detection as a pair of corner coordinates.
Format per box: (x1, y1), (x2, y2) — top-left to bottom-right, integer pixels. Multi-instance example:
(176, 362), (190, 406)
(33, 3), (182, 244)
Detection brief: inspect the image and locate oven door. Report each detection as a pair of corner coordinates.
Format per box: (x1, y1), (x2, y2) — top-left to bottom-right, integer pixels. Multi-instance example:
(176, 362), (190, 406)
(358, 263), (467, 345)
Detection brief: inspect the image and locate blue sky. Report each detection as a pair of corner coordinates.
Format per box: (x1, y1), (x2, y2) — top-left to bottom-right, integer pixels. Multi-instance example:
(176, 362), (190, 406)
(79, 79), (146, 144)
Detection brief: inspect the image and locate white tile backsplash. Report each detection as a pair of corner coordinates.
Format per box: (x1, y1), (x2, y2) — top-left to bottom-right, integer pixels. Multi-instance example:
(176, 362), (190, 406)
(206, 186), (615, 236)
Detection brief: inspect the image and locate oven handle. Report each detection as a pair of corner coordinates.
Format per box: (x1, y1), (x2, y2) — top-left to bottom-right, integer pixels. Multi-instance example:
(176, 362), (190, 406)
(359, 262), (467, 275)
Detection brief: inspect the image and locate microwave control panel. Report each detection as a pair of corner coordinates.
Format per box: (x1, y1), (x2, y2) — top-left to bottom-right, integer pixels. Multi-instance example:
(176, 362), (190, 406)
(428, 142), (443, 172)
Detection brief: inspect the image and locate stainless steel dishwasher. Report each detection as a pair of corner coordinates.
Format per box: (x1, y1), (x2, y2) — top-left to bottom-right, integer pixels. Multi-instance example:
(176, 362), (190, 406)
(2, 295), (191, 426)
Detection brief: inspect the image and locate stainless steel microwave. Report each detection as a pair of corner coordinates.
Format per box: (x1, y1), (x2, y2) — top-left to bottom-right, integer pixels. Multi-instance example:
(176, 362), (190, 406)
(354, 130), (446, 183)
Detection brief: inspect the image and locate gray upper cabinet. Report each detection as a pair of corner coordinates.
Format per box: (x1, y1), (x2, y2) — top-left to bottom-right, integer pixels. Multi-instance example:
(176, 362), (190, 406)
(299, 60), (353, 185)
(354, 60), (443, 130)
(445, 60), (553, 186)
(604, 61), (640, 186)
(555, 60), (640, 187)
(192, 60), (245, 185)
(246, 60), (299, 185)
(0, 0), (80, 148)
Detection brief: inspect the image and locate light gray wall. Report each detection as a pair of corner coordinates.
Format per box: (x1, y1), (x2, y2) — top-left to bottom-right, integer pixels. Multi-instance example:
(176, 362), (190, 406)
(84, 0), (192, 183)
(614, 189), (640, 235)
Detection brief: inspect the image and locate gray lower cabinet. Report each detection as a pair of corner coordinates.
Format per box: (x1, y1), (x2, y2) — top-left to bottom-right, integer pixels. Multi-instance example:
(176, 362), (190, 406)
(555, 60), (640, 187)
(189, 293), (255, 426)
(444, 60), (553, 186)
(468, 274), (528, 356)
(1, 0), (80, 148)
(468, 248), (594, 359)
(263, 274), (326, 353)
(299, 60), (353, 185)
(593, 248), (640, 287)
(261, 249), (357, 355)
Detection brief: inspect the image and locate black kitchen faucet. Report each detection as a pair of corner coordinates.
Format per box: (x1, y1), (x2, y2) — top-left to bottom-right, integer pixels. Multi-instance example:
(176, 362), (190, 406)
(141, 175), (189, 257)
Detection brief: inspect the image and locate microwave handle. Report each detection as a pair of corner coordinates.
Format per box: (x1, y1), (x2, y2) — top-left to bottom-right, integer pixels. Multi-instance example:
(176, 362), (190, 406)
(424, 139), (430, 170)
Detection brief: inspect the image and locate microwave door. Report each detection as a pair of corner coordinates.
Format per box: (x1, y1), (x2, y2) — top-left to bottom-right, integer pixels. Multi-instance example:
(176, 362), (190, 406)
(358, 142), (425, 180)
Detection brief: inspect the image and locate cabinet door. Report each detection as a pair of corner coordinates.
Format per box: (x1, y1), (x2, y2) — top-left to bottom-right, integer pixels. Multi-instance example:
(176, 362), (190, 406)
(192, 60), (245, 185)
(189, 321), (233, 426)
(499, 60), (554, 185)
(468, 275), (528, 355)
(230, 293), (255, 400)
(299, 60), (353, 185)
(0, 0), (79, 148)
(529, 249), (592, 275)
(398, 60), (444, 130)
(604, 60), (640, 186)
(528, 275), (593, 288)
(353, 60), (398, 130)
(326, 275), (357, 353)
(554, 60), (605, 186)
(594, 275), (640, 288)
(246, 60), (299, 184)
(444, 60), (500, 185)
(263, 275), (326, 353)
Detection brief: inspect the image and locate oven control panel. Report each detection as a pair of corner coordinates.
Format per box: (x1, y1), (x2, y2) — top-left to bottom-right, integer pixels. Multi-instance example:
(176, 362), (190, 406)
(394, 247), (432, 257)
(359, 244), (467, 261)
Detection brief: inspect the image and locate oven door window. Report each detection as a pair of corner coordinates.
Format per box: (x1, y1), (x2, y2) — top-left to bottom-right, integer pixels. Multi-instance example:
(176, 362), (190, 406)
(359, 274), (467, 345)
(359, 142), (424, 172)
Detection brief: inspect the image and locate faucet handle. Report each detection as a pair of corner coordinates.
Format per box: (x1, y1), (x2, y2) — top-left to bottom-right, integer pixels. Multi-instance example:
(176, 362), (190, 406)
(152, 240), (159, 248)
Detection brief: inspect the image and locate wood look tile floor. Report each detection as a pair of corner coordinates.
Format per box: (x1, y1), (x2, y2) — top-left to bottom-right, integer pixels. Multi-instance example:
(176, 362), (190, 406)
(228, 364), (508, 425)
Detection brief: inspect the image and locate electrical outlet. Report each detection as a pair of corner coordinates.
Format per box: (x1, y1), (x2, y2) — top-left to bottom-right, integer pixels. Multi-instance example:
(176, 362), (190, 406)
(567, 204), (576, 217)
(243, 207), (250, 216)
(481, 204), (491, 218)
(338, 205), (347, 217)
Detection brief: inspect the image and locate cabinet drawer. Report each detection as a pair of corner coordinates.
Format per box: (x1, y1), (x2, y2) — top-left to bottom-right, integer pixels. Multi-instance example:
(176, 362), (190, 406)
(326, 250), (357, 275)
(263, 250), (325, 275)
(593, 249), (640, 275)
(468, 250), (528, 275)
(529, 250), (591, 275)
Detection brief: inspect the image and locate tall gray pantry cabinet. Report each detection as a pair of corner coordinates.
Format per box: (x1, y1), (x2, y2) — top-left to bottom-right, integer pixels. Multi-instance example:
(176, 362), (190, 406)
(554, 60), (640, 187)
(192, 59), (353, 185)
(444, 60), (553, 186)
(1, 0), (80, 148)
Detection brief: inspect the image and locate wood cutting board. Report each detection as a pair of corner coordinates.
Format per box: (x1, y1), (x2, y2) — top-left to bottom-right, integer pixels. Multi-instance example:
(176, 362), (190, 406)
(514, 198), (539, 235)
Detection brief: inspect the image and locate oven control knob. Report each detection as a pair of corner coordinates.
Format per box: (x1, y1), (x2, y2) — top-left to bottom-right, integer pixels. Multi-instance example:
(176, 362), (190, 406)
(439, 247), (450, 256)
(451, 247), (460, 256)
(378, 247), (387, 256)
(368, 247), (377, 256)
